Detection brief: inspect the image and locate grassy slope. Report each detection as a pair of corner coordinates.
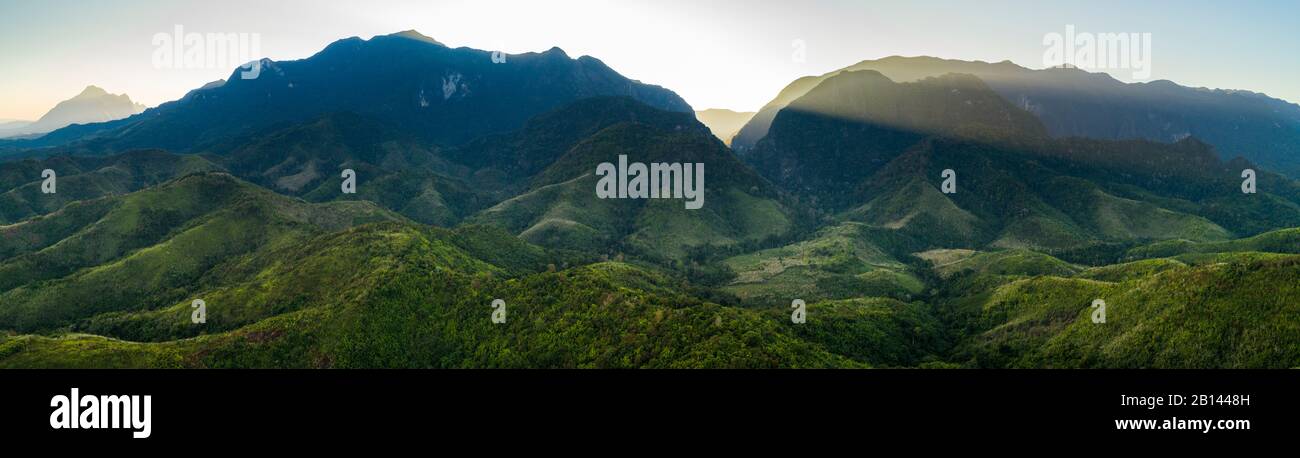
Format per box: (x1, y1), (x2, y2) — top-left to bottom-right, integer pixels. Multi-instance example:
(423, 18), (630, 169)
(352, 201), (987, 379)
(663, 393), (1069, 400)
(216, 113), (484, 226)
(953, 255), (1300, 368)
(0, 172), (400, 333)
(0, 150), (222, 224)
(932, 249), (1081, 279)
(1, 189), (1296, 368)
(846, 139), (1244, 254)
(773, 297), (948, 368)
(0, 170), (901, 368)
(471, 122), (793, 262)
(0, 222), (958, 368)
(1125, 227), (1300, 260)
(721, 222), (923, 304)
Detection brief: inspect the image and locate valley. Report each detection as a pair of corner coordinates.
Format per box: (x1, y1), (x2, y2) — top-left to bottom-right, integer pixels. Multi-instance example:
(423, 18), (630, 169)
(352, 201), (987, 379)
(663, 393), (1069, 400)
(0, 30), (1296, 369)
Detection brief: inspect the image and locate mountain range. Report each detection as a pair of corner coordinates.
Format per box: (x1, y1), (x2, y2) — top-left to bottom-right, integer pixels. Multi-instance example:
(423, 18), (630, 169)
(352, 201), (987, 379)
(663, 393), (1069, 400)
(0, 31), (1296, 368)
(2, 31), (688, 156)
(732, 56), (1300, 178)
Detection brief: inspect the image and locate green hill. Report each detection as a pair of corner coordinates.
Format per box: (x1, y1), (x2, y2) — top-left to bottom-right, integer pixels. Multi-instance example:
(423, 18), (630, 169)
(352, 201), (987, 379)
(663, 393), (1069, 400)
(721, 222), (923, 304)
(930, 249), (1081, 279)
(0, 172), (401, 333)
(0, 150), (222, 224)
(771, 297), (948, 368)
(841, 137), (1273, 252)
(957, 255), (1300, 368)
(0, 173), (915, 368)
(1125, 227), (1300, 260)
(470, 119), (794, 262)
(207, 112), (485, 226)
(0, 224), (915, 368)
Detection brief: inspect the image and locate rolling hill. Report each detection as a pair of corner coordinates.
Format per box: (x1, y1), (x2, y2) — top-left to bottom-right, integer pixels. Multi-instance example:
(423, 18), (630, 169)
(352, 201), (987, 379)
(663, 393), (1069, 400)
(0, 215), (935, 368)
(952, 254), (1300, 368)
(0, 172), (400, 333)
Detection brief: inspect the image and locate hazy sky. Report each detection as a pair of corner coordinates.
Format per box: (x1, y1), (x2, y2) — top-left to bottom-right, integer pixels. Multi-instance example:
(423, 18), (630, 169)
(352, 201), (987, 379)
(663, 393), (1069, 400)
(1, 0), (1297, 120)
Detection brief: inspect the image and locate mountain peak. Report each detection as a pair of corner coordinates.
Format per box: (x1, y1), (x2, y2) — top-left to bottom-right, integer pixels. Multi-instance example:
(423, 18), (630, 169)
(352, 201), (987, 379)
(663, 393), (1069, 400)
(541, 46), (569, 58)
(76, 85), (109, 98)
(386, 30), (445, 47)
(0, 85), (144, 139)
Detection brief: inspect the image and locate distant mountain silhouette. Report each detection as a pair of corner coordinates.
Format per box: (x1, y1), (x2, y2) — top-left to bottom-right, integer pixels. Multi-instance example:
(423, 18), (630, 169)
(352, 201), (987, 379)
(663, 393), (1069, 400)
(695, 108), (754, 145)
(11, 31), (691, 154)
(0, 86), (145, 139)
(733, 56), (1300, 177)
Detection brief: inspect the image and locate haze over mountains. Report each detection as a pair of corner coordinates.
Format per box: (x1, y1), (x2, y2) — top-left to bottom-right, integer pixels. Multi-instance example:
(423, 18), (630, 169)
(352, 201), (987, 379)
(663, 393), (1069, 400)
(695, 109), (754, 146)
(0, 86), (146, 139)
(0, 31), (1296, 368)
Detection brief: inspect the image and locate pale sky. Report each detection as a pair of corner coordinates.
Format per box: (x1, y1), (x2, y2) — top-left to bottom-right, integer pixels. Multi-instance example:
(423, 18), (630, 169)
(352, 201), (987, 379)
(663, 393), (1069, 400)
(1, 0), (1297, 120)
